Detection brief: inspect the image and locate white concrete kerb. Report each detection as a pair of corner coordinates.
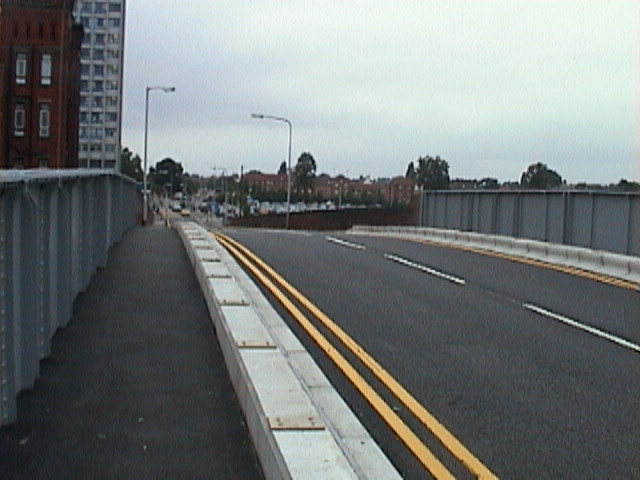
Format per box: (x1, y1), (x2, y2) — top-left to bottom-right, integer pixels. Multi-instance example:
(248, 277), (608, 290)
(175, 222), (401, 480)
(349, 225), (640, 286)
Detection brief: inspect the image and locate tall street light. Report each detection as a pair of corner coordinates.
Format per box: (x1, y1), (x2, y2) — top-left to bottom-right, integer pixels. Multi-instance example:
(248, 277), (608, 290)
(211, 166), (228, 226)
(251, 113), (292, 229)
(143, 85), (175, 225)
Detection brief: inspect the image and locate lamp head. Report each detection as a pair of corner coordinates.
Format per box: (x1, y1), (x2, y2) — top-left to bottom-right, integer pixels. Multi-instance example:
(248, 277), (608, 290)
(251, 113), (265, 119)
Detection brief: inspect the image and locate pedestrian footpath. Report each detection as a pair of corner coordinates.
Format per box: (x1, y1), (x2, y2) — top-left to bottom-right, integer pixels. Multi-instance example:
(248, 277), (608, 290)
(0, 224), (264, 480)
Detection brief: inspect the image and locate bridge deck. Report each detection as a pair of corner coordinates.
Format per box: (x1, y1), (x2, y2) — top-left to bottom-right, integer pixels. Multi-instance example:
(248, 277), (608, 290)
(1, 224), (263, 479)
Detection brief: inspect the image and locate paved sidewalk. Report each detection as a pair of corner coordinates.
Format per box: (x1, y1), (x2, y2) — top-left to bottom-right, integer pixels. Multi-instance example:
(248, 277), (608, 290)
(0, 225), (264, 479)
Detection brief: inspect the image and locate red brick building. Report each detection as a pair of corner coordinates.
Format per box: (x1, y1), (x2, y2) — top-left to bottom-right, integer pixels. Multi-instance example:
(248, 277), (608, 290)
(243, 171), (289, 193)
(0, 0), (83, 169)
(244, 170), (416, 205)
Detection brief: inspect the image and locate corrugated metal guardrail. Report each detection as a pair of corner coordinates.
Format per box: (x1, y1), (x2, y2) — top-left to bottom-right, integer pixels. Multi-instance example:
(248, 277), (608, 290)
(0, 170), (141, 425)
(419, 190), (640, 257)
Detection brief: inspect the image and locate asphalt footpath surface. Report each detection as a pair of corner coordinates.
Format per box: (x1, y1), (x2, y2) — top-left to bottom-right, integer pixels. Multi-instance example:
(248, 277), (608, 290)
(0, 224), (264, 480)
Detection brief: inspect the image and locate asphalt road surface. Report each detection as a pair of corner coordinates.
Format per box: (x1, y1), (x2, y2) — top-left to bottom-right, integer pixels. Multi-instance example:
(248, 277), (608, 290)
(223, 228), (639, 479)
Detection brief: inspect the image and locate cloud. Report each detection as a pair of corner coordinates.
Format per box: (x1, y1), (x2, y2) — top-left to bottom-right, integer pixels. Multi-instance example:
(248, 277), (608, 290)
(122, 0), (640, 183)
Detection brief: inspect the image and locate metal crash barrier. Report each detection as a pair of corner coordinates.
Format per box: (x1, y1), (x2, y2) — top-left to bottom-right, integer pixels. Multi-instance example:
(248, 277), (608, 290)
(0, 170), (141, 425)
(419, 190), (640, 257)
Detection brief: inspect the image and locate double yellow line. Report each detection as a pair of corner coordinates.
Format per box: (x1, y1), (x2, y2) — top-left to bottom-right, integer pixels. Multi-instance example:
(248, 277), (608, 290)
(215, 232), (498, 479)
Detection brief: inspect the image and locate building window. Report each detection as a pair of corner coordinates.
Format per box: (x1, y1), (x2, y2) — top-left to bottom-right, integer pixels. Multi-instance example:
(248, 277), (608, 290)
(41, 54), (52, 85)
(39, 103), (51, 138)
(14, 103), (26, 137)
(109, 2), (121, 13)
(16, 53), (27, 84)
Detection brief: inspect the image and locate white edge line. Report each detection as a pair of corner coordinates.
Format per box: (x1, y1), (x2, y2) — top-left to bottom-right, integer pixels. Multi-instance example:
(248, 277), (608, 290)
(384, 253), (466, 286)
(523, 303), (640, 353)
(326, 236), (367, 250)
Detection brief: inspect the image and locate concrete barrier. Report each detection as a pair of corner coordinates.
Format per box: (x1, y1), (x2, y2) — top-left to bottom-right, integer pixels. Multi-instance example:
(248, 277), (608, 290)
(493, 235), (513, 251)
(601, 253), (632, 278)
(546, 243), (569, 262)
(349, 225), (640, 286)
(176, 222), (401, 480)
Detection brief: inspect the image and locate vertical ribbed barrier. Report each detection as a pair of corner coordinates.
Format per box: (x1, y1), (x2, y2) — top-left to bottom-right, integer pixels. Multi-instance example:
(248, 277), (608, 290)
(420, 190), (640, 256)
(0, 170), (141, 426)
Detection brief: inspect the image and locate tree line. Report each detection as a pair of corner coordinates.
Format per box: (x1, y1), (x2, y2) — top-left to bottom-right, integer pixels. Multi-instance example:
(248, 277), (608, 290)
(121, 147), (639, 195)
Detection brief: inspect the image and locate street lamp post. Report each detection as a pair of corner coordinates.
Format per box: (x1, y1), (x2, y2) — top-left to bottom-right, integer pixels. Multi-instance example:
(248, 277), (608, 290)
(211, 167), (228, 226)
(143, 85), (175, 225)
(251, 113), (292, 229)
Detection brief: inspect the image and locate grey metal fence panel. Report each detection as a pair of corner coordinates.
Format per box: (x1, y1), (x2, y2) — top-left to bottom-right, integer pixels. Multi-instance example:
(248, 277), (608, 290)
(0, 170), (140, 425)
(477, 193), (495, 234)
(629, 196), (640, 256)
(546, 194), (565, 244)
(519, 193), (548, 241)
(496, 193), (518, 236)
(419, 190), (639, 257)
(567, 194), (593, 249)
(591, 194), (629, 254)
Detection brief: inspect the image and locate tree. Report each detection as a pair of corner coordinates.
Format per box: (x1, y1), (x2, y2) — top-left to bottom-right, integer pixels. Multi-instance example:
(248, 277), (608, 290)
(615, 179), (640, 192)
(120, 147), (143, 182)
(278, 161), (287, 175)
(149, 157), (184, 195)
(415, 155), (450, 190)
(294, 152), (317, 201)
(405, 161), (416, 181)
(520, 162), (563, 189)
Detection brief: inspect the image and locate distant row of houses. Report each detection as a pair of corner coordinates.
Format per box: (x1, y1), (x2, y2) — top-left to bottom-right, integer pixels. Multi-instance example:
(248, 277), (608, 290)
(242, 171), (416, 205)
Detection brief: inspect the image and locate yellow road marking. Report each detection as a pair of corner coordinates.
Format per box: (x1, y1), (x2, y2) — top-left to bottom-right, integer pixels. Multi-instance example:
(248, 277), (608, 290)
(408, 237), (640, 292)
(216, 233), (498, 480)
(215, 234), (456, 479)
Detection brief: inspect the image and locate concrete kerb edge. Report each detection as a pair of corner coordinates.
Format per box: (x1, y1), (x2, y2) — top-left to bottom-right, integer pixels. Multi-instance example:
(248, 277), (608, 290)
(348, 225), (640, 285)
(174, 222), (401, 480)
(175, 223), (291, 480)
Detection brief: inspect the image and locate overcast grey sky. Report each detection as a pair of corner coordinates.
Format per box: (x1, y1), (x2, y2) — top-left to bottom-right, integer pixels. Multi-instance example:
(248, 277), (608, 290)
(121, 1), (639, 183)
